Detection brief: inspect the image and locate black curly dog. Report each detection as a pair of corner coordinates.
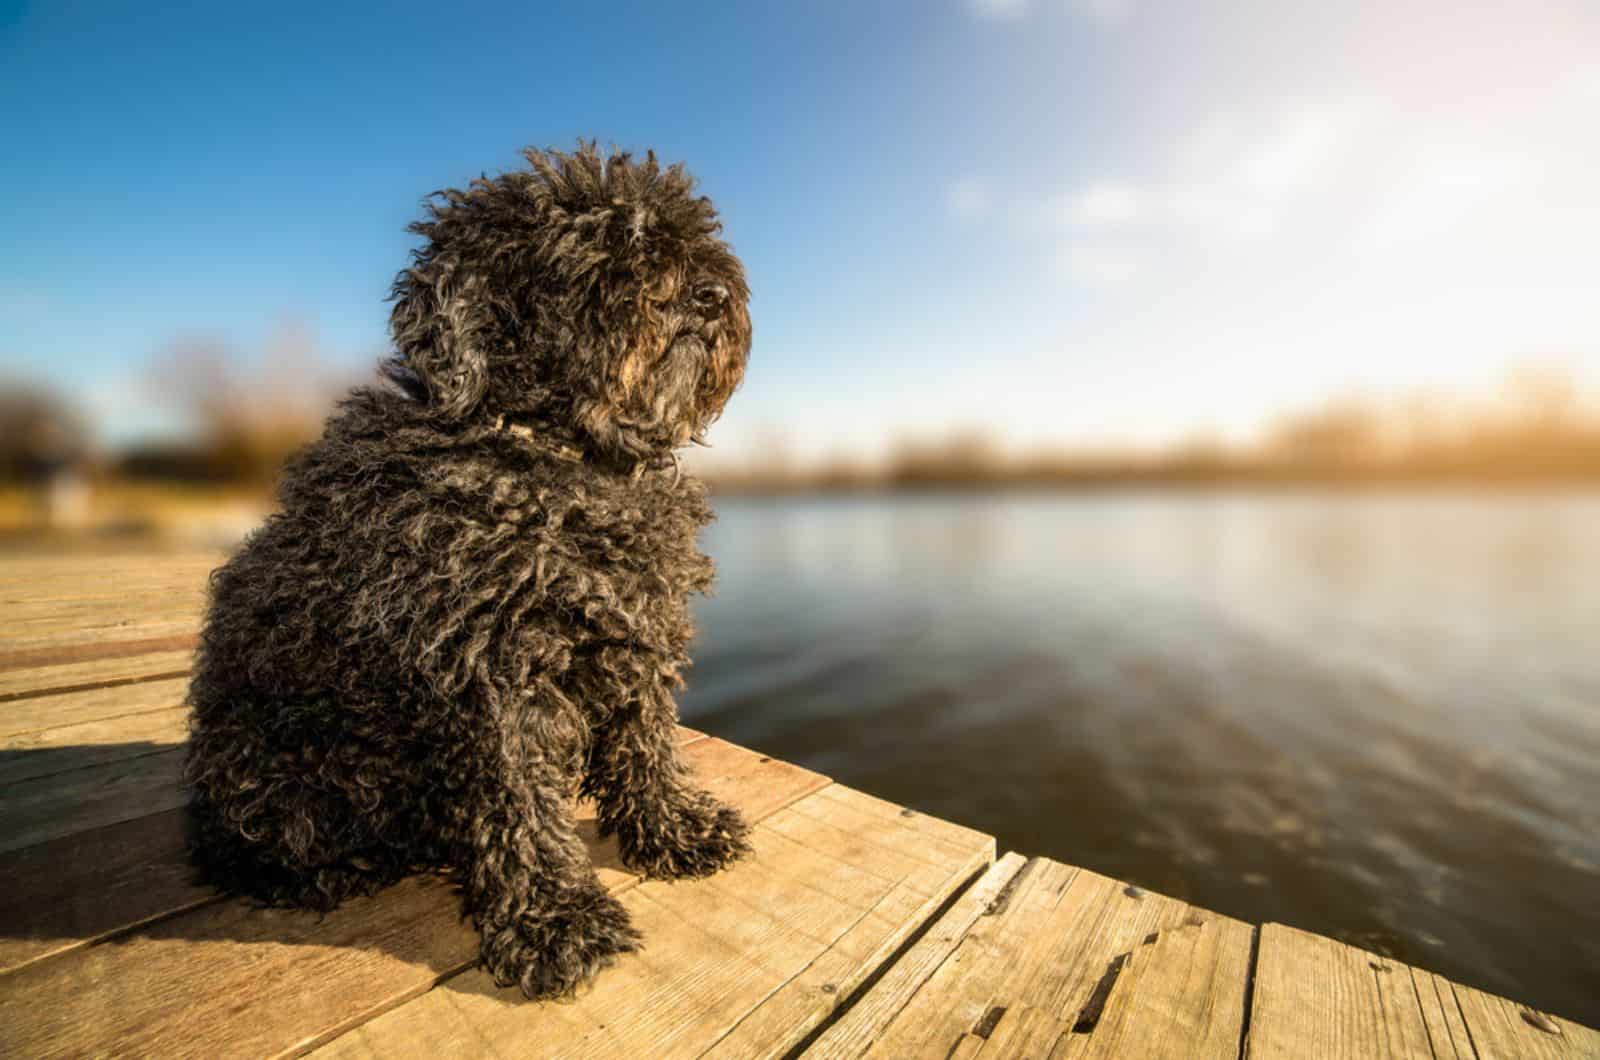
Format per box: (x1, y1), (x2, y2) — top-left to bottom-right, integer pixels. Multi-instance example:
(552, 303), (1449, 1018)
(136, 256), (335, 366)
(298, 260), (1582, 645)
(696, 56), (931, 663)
(184, 144), (753, 1000)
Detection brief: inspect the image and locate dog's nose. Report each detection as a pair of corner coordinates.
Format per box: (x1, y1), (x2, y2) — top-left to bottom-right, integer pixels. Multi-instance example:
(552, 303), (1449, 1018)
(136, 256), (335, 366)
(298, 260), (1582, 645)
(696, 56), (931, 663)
(693, 282), (730, 309)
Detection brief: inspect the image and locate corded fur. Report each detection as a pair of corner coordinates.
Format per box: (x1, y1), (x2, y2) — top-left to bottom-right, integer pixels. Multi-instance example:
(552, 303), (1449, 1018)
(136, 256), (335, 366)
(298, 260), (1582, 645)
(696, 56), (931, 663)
(184, 144), (753, 1001)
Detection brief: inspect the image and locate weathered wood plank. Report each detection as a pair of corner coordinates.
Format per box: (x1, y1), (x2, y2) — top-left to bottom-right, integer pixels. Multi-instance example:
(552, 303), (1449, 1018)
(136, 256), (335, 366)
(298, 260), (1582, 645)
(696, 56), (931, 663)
(0, 678), (188, 739)
(0, 633), (200, 675)
(801, 852), (1031, 1059)
(0, 650), (194, 702)
(0, 808), (211, 974)
(0, 872), (474, 1060)
(0, 734), (822, 1060)
(313, 782), (994, 1060)
(0, 706), (187, 786)
(0, 748), (187, 854)
(1445, 966), (1599, 1059)
(1409, 966), (1480, 1060)
(1247, 924), (1440, 1059)
(0, 729), (711, 974)
(0, 552), (214, 669)
(1246, 923), (1600, 1059)
(702, 817), (995, 1058)
(1051, 912), (1256, 1058)
(0, 618), (202, 657)
(0, 554), (223, 599)
(837, 859), (1252, 1059)
(4, 590), (206, 633)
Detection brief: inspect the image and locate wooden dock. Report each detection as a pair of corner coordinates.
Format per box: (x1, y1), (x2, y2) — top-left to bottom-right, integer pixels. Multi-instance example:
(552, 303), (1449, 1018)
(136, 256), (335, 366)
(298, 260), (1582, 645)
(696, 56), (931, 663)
(1, 547), (1595, 1058)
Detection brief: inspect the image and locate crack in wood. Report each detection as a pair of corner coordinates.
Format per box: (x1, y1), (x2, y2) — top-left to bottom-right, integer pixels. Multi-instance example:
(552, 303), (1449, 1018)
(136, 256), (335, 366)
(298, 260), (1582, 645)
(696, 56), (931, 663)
(1235, 923), (1261, 1060)
(1072, 952), (1129, 1034)
(982, 857), (1035, 918)
(971, 1005), (1007, 1040)
(0, 669), (192, 705)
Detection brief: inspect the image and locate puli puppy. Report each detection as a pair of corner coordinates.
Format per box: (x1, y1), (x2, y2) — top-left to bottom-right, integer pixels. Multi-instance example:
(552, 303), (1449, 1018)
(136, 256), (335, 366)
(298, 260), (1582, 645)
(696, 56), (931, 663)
(183, 144), (753, 1000)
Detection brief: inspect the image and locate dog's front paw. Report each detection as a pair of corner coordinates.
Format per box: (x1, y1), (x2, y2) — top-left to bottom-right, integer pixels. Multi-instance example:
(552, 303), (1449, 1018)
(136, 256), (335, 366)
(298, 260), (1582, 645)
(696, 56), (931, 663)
(616, 794), (752, 880)
(482, 884), (641, 1000)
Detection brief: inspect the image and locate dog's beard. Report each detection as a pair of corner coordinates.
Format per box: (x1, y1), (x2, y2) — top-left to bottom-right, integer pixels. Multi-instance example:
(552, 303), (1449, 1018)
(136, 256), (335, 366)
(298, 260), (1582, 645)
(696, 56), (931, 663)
(612, 332), (707, 449)
(656, 334), (705, 446)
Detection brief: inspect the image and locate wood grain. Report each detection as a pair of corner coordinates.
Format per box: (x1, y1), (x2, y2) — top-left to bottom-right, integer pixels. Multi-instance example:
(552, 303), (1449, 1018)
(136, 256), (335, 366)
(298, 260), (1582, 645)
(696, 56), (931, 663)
(0, 633), (200, 675)
(0, 707), (188, 786)
(0, 678), (189, 738)
(0, 650), (194, 702)
(840, 859), (1253, 1059)
(1247, 923), (1600, 1059)
(0, 748), (187, 855)
(0, 807), (211, 974)
(802, 852), (1031, 1059)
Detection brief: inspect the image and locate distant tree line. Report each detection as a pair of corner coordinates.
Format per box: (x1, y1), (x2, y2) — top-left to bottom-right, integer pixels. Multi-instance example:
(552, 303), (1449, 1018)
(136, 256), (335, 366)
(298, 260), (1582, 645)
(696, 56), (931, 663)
(3, 356), (1597, 491)
(707, 366), (1600, 492)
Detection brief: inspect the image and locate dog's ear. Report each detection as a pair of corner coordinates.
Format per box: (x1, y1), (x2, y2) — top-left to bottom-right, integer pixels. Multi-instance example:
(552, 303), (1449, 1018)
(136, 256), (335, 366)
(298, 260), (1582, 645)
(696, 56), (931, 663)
(388, 258), (493, 419)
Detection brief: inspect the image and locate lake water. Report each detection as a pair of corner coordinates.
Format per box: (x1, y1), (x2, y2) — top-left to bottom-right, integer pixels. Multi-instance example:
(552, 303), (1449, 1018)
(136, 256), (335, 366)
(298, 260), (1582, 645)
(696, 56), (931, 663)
(681, 490), (1600, 1026)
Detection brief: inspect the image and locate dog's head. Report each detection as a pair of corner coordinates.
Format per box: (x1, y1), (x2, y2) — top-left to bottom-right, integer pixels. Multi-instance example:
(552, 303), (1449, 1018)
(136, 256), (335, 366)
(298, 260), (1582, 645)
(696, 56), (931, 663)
(386, 144), (751, 460)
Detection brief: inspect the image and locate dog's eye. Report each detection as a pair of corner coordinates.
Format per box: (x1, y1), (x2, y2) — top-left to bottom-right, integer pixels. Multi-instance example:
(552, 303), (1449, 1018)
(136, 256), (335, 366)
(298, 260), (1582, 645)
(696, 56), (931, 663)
(693, 282), (730, 310)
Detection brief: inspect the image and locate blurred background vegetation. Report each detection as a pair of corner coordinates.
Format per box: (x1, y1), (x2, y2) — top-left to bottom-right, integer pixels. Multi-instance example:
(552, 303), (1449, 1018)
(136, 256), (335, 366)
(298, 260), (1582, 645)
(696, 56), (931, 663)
(5, 347), (1597, 542)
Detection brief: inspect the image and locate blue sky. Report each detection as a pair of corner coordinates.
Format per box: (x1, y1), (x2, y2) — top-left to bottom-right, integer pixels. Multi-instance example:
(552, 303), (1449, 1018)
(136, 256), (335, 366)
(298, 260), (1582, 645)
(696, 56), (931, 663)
(3, 0), (1598, 462)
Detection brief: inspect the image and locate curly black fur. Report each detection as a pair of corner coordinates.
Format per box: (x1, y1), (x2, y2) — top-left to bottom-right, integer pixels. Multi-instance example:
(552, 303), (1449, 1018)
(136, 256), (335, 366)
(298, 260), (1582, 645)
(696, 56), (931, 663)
(184, 144), (753, 1000)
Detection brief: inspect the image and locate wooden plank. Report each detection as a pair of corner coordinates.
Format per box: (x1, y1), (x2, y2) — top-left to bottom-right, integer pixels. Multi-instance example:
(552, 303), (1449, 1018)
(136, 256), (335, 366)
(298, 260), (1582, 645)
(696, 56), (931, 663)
(0, 706), (188, 786)
(702, 815), (995, 1058)
(4, 591), (205, 633)
(0, 872), (473, 1060)
(0, 677), (189, 739)
(0, 734), (821, 1060)
(0, 634), (199, 677)
(0, 729), (710, 974)
(1246, 924), (1435, 1059)
(0, 555), (223, 601)
(1248, 924), (1598, 1059)
(1051, 912), (1257, 1058)
(1444, 967), (1600, 1059)
(313, 782), (994, 1060)
(837, 859), (1252, 1059)
(0, 618), (201, 658)
(1409, 966), (1480, 1060)
(0, 650), (194, 702)
(801, 852), (1031, 1059)
(0, 808), (212, 974)
(0, 551), (212, 674)
(804, 784), (997, 867)
(0, 734), (730, 869)
(0, 748), (187, 854)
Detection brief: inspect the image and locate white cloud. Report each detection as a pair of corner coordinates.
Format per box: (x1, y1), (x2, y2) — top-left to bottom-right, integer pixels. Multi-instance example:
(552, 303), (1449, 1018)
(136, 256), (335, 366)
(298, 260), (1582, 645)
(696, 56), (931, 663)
(946, 176), (991, 219)
(1238, 111), (1348, 195)
(1356, 151), (1540, 252)
(1068, 0), (1135, 25)
(1057, 245), (1141, 287)
(1053, 181), (1142, 226)
(1167, 186), (1278, 240)
(969, 0), (1131, 24)
(1571, 64), (1600, 103)
(968, 0), (1030, 19)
